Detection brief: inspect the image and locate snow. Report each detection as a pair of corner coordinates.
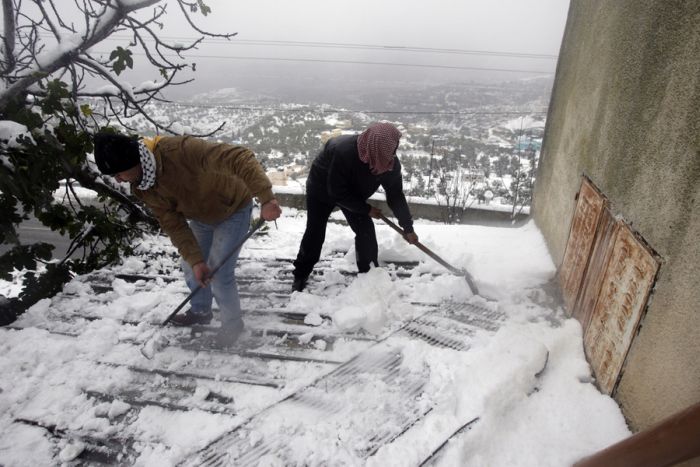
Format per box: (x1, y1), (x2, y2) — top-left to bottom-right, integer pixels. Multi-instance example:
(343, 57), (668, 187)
(0, 210), (630, 466)
(91, 85), (121, 96)
(0, 268), (31, 298)
(0, 121), (34, 169)
(0, 120), (30, 144)
(167, 122), (191, 135)
(503, 115), (546, 132)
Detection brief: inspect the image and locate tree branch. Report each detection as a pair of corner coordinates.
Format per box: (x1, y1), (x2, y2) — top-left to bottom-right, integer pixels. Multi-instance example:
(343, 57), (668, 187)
(175, 0), (237, 39)
(0, 0), (160, 109)
(1, 0), (17, 75)
(33, 0), (61, 40)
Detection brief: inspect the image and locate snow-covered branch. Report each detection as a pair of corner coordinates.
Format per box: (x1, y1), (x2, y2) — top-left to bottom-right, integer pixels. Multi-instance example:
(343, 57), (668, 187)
(0, 0), (234, 134)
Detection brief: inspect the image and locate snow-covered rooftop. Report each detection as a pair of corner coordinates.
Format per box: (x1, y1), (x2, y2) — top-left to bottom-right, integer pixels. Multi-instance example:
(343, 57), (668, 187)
(0, 209), (629, 466)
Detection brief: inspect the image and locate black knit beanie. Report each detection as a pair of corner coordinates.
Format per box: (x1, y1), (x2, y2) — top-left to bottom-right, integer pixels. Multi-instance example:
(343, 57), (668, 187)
(93, 132), (141, 175)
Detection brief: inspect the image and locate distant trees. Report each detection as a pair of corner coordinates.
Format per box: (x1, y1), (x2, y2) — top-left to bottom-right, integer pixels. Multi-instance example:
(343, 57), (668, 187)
(506, 145), (537, 218)
(426, 144), (480, 224)
(431, 165), (480, 224)
(477, 154), (492, 178)
(0, 0), (234, 323)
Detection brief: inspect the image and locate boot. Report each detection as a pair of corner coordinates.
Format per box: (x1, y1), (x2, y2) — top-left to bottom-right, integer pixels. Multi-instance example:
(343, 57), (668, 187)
(292, 276), (308, 292)
(170, 309), (213, 327)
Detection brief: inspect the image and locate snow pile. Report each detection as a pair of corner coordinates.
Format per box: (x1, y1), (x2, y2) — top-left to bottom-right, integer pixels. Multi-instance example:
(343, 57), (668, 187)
(370, 320), (629, 466)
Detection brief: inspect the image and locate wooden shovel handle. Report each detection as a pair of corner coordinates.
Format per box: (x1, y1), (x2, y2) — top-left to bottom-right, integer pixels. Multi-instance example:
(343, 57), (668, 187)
(378, 213), (479, 295)
(161, 217), (266, 326)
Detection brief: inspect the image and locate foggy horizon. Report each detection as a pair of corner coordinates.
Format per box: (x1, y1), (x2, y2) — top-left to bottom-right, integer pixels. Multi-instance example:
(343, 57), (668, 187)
(91, 0), (569, 105)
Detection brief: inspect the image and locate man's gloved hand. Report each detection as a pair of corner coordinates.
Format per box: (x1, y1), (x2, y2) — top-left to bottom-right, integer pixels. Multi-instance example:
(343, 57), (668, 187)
(261, 198), (282, 221)
(192, 261), (212, 287)
(368, 206), (382, 219)
(404, 232), (419, 244)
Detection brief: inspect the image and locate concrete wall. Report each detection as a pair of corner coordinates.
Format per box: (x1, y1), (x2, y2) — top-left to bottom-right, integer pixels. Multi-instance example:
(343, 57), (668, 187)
(532, 0), (700, 431)
(275, 192), (528, 227)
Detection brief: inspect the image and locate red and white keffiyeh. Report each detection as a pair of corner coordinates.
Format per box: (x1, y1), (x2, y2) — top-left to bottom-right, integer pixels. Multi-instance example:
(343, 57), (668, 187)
(357, 122), (401, 175)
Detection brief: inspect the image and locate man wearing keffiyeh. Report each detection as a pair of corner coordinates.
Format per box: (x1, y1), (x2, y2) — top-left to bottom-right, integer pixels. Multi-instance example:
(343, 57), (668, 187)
(92, 132), (282, 347)
(291, 122), (418, 292)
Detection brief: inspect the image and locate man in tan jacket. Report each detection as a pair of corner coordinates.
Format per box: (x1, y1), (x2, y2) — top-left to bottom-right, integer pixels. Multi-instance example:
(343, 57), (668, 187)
(93, 132), (282, 347)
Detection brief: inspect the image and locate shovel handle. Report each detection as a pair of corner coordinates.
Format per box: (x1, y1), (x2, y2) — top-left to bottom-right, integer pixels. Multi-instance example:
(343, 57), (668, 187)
(378, 213), (479, 295)
(161, 217), (266, 326)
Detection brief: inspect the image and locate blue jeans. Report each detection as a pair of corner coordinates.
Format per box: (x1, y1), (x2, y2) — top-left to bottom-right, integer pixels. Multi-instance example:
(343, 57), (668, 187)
(181, 202), (252, 330)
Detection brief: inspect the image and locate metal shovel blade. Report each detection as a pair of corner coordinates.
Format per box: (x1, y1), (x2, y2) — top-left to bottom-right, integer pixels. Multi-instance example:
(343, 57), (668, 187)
(378, 213), (480, 296)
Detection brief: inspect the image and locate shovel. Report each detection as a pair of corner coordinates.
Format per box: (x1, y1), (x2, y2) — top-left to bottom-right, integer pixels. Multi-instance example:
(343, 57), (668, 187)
(378, 213), (480, 296)
(140, 217), (266, 359)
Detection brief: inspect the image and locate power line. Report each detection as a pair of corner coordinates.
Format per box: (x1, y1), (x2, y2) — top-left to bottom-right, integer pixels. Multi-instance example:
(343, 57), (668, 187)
(92, 50), (555, 74)
(98, 35), (559, 60)
(183, 55), (555, 74)
(39, 32), (558, 60)
(223, 40), (559, 60)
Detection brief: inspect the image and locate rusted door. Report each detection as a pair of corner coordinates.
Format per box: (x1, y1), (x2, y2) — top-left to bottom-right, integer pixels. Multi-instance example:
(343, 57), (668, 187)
(560, 176), (661, 395)
(572, 207), (619, 330)
(583, 224), (660, 394)
(559, 176), (608, 313)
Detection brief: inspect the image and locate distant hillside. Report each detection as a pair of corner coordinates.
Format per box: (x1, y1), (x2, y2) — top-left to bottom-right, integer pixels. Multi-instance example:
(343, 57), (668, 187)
(111, 78), (550, 214)
(184, 77), (553, 113)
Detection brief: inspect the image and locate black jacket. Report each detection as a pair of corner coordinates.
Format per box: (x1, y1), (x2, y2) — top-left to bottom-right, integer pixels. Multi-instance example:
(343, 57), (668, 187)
(306, 134), (414, 233)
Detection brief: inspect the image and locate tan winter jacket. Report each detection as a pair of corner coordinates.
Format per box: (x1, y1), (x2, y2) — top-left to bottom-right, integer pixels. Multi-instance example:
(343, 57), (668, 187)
(133, 136), (274, 267)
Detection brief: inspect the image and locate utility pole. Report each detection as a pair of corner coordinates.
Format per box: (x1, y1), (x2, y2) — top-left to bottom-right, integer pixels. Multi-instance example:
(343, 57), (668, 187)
(511, 116), (525, 218)
(427, 139), (436, 188)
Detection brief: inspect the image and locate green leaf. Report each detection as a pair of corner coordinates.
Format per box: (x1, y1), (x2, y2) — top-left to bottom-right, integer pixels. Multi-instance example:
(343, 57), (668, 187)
(0, 85), (157, 294)
(197, 0), (211, 16)
(109, 46), (134, 76)
(40, 80), (70, 114)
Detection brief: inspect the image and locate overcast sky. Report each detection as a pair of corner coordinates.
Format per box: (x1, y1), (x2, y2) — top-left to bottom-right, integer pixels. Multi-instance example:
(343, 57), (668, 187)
(206, 0), (569, 53)
(107, 0), (571, 100)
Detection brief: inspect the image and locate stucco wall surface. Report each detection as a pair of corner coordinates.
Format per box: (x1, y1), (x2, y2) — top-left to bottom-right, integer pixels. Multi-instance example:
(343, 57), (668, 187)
(532, 0), (700, 430)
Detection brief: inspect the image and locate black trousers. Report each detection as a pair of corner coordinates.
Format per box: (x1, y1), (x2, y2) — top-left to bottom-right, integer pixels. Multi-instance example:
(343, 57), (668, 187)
(293, 193), (378, 280)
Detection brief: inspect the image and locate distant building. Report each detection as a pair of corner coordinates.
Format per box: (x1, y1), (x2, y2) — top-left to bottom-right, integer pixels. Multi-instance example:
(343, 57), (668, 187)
(266, 170), (287, 186)
(320, 128), (343, 144)
(266, 164), (307, 186)
(516, 138), (542, 150)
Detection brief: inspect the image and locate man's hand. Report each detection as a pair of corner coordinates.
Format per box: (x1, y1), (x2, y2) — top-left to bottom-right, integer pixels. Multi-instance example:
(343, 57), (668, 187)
(404, 232), (419, 244)
(368, 206), (382, 219)
(261, 198), (282, 221)
(192, 261), (212, 287)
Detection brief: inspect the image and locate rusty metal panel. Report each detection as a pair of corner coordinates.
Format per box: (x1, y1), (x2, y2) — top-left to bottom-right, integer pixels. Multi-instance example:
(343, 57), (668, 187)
(572, 208), (619, 332)
(583, 223), (660, 395)
(559, 176), (608, 313)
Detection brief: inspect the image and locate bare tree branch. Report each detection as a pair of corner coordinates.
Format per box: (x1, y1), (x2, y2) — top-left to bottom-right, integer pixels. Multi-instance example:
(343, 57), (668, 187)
(175, 0), (237, 39)
(1, 0), (17, 75)
(33, 0), (61, 40)
(0, 0), (161, 108)
(2, 0), (232, 140)
(46, 0), (78, 33)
